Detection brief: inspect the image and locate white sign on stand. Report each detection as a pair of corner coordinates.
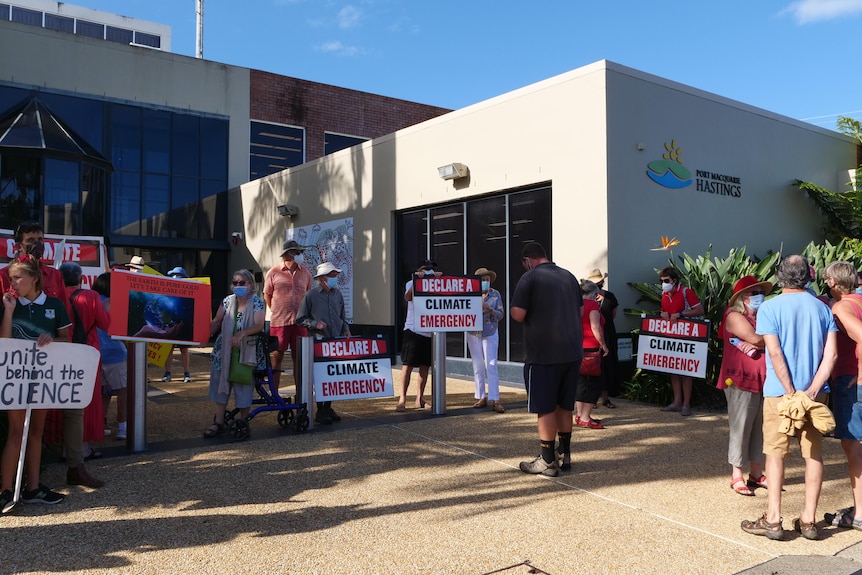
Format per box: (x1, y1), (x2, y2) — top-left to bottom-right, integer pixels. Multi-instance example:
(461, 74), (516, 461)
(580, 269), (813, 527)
(412, 274), (482, 332)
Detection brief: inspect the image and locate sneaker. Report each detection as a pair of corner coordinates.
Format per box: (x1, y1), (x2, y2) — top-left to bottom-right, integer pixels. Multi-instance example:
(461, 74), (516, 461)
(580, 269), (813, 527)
(103, 427), (112, 436)
(315, 410), (333, 425)
(183, 373), (192, 383)
(21, 484), (65, 505)
(556, 449), (571, 471)
(680, 406), (692, 417)
(741, 513), (784, 540)
(519, 455), (559, 477)
(0, 489), (15, 514)
(160, 372), (171, 382)
(116, 428), (127, 440)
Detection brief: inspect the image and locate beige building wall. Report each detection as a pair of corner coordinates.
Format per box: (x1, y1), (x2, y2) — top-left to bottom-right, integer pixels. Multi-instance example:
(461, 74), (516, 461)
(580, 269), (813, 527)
(0, 20), (250, 189)
(235, 62), (612, 328)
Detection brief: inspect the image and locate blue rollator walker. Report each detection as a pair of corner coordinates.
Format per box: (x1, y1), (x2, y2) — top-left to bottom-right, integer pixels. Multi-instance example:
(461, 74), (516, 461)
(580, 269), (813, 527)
(224, 334), (310, 439)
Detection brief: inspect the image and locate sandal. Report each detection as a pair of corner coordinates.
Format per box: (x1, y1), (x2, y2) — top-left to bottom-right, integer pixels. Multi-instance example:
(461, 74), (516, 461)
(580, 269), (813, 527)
(203, 422), (226, 438)
(731, 477), (754, 497)
(826, 509), (862, 531)
(793, 517), (819, 540)
(602, 399), (617, 409)
(741, 513), (784, 540)
(747, 474), (767, 490)
(395, 404), (406, 413)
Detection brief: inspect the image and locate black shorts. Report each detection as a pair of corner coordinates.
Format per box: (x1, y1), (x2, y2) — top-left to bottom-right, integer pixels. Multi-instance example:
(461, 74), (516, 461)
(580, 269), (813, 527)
(401, 330), (432, 367)
(575, 374), (602, 404)
(523, 361), (580, 414)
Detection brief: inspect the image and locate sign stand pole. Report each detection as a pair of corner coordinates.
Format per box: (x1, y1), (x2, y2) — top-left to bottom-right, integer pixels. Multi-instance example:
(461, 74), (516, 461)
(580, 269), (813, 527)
(128, 342), (147, 452)
(300, 336), (315, 430)
(8, 407), (32, 511)
(431, 332), (446, 415)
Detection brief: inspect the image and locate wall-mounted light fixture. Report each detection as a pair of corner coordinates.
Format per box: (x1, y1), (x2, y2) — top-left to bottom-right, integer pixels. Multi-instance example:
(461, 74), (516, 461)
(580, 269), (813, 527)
(277, 204), (299, 218)
(231, 231), (243, 245)
(437, 163), (469, 180)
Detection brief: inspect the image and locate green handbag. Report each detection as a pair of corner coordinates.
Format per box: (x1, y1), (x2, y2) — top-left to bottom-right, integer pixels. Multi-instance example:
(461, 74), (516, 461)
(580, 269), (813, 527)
(228, 345), (254, 385)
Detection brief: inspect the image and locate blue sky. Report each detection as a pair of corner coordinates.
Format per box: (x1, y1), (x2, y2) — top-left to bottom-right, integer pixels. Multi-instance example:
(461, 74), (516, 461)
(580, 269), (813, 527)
(66, 0), (862, 129)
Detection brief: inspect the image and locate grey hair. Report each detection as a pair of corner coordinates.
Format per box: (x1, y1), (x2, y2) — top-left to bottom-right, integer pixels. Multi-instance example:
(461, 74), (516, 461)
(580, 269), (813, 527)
(824, 260), (857, 293)
(59, 261), (83, 287)
(776, 255), (810, 290)
(580, 279), (598, 297)
(232, 269), (257, 294)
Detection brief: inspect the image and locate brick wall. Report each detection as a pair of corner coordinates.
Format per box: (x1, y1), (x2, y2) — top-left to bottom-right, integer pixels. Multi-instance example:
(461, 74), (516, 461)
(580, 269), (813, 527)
(250, 69), (452, 161)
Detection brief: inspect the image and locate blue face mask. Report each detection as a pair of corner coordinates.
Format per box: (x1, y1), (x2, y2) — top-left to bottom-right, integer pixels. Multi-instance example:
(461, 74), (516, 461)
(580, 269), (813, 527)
(233, 286), (248, 298)
(855, 288), (862, 295)
(746, 294), (764, 310)
(481, 281), (490, 292)
(326, 277), (339, 289)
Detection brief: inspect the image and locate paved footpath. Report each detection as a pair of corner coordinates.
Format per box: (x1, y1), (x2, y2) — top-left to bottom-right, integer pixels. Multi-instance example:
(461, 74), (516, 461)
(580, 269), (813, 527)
(4, 356), (862, 574)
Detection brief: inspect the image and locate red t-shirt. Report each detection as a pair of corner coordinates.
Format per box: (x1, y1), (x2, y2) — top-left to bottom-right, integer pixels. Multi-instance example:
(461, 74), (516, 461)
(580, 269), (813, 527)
(581, 299), (605, 349)
(661, 284), (700, 315)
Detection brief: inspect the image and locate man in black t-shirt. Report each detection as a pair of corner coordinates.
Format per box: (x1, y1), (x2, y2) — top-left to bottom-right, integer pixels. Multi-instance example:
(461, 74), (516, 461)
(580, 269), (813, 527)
(510, 242), (583, 477)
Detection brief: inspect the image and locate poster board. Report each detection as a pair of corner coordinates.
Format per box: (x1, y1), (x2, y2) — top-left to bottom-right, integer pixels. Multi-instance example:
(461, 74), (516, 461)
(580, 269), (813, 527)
(635, 316), (709, 378)
(312, 337), (393, 401)
(412, 274), (482, 332)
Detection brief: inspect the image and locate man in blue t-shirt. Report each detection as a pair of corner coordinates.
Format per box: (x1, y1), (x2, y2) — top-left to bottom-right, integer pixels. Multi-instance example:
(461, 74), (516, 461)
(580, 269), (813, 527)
(511, 242), (583, 477)
(741, 255), (837, 541)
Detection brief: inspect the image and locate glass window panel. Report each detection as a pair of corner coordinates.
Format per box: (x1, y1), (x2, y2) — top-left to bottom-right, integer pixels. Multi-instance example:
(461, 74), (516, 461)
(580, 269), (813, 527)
(40, 93), (104, 153)
(170, 176), (198, 238)
(200, 117), (228, 181)
(142, 173), (168, 237)
(172, 114), (199, 177)
(394, 209), (428, 347)
(430, 204), (465, 358)
(142, 109), (170, 174)
(105, 26), (133, 44)
(44, 14), (73, 33)
(134, 31), (161, 48)
(10, 6), (41, 26)
(324, 132), (368, 155)
(198, 182), (226, 240)
(0, 5), (10, 21)
(76, 19), (104, 39)
(81, 165), (105, 236)
(110, 171), (140, 235)
(507, 186), (552, 362)
(44, 159), (79, 234)
(111, 105), (141, 171)
(466, 195), (509, 360)
(249, 121), (304, 180)
(0, 156), (40, 230)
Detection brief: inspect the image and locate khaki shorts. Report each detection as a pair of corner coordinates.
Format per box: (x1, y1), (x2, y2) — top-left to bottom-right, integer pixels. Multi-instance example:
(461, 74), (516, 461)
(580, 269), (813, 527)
(762, 395), (824, 459)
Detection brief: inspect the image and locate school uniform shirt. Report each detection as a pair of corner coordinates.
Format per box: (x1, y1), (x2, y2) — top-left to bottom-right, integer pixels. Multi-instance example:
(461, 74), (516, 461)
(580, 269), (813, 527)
(0, 292), (71, 340)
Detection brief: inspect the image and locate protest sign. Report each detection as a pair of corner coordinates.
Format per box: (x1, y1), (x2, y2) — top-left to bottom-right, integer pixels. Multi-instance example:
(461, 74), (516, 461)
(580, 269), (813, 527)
(109, 271), (211, 345)
(0, 340), (100, 410)
(413, 274), (482, 332)
(313, 337), (393, 401)
(636, 316), (709, 378)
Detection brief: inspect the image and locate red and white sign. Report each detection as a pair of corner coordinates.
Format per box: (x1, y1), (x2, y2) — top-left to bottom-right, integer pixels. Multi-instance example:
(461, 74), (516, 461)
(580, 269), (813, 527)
(413, 274), (482, 332)
(636, 316), (709, 378)
(313, 337), (393, 401)
(0, 230), (107, 288)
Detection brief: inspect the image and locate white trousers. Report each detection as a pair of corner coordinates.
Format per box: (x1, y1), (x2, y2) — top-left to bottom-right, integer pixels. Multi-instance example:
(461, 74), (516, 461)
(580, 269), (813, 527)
(466, 331), (500, 401)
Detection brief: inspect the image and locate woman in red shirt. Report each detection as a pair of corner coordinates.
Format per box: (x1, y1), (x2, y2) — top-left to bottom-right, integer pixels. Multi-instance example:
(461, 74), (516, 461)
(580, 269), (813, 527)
(658, 267), (704, 416)
(577, 280), (609, 429)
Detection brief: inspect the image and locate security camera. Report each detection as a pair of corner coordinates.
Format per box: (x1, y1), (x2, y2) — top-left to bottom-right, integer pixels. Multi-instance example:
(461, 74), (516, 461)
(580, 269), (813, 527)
(277, 204), (299, 218)
(231, 232), (243, 240)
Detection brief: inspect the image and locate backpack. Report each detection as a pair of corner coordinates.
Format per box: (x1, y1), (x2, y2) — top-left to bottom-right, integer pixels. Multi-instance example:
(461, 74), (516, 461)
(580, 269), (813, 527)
(69, 289), (91, 344)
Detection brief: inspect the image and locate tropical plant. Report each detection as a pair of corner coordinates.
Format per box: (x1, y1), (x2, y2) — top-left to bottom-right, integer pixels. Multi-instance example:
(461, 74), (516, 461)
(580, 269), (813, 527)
(623, 246), (781, 406)
(800, 238), (862, 294)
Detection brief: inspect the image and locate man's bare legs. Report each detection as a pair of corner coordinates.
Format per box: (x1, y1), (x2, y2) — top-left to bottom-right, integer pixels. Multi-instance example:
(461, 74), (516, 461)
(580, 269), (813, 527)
(801, 456), (824, 524)
(271, 349), (285, 390)
(537, 407), (573, 441)
(765, 454), (785, 524)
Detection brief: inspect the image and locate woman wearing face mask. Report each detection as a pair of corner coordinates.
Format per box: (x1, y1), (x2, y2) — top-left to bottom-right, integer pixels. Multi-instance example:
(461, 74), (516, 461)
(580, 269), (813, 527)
(203, 269), (265, 438)
(658, 267), (704, 416)
(717, 275), (771, 496)
(466, 267), (505, 413)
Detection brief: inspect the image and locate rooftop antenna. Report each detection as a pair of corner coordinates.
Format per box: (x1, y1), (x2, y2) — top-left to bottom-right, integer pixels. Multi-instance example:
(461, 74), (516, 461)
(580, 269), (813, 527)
(195, 0), (204, 59)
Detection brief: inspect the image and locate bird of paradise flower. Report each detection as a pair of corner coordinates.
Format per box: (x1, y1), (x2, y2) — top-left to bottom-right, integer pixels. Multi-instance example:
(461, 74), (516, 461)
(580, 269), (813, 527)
(650, 236), (680, 251)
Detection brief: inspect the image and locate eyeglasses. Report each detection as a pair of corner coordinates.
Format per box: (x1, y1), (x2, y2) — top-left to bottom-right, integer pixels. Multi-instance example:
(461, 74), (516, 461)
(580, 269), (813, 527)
(232, 281), (247, 286)
(660, 278), (673, 284)
(748, 290), (764, 296)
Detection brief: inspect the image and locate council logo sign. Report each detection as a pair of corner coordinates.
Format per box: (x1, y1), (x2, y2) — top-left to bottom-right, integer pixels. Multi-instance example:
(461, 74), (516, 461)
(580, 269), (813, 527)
(646, 140), (692, 189)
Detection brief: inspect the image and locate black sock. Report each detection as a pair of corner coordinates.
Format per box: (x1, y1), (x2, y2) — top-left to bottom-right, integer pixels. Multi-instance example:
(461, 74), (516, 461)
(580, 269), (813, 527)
(557, 431), (572, 454)
(541, 440), (555, 464)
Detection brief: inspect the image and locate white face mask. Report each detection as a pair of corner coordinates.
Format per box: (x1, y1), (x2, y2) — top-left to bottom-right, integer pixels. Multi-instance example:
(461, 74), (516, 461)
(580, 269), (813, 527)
(746, 294), (765, 310)
(661, 282), (674, 293)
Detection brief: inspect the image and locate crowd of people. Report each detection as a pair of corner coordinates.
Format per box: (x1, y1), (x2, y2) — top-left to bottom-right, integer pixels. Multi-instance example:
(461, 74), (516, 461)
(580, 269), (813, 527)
(4, 221), (862, 544)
